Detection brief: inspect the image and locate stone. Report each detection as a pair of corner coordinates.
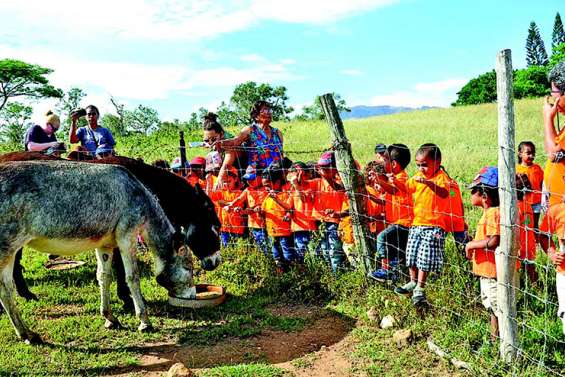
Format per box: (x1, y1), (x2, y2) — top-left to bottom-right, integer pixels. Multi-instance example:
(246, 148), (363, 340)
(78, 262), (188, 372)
(367, 307), (379, 323)
(393, 329), (412, 348)
(168, 362), (194, 377)
(380, 315), (396, 329)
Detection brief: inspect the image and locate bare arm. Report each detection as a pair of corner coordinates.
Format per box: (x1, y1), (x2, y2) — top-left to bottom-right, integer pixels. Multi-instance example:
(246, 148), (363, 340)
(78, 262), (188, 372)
(27, 141), (60, 151)
(69, 115), (80, 144)
(543, 97), (562, 159)
(217, 126), (252, 150)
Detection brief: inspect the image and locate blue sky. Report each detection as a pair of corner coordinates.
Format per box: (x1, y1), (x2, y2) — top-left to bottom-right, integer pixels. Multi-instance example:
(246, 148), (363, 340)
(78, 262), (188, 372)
(0, 0), (562, 122)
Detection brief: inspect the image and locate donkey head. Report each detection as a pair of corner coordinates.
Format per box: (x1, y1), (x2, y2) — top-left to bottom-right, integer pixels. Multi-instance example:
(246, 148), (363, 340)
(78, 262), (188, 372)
(156, 240), (196, 299)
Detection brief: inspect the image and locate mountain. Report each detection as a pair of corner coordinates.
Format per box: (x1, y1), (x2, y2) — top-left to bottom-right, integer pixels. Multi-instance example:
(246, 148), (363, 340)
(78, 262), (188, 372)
(339, 105), (435, 119)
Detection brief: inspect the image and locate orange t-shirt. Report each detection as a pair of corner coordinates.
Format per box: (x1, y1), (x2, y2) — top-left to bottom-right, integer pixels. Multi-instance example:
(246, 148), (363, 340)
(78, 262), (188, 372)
(406, 169), (451, 229)
(544, 129), (565, 208)
(442, 177), (465, 233)
(518, 200), (536, 262)
(339, 199), (354, 245)
(384, 171), (414, 227)
(472, 207), (500, 278)
(217, 190), (246, 235)
(232, 188), (268, 229)
(186, 174), (205, 188)
(516, 163), (544, 207)
(289, 184), (318, 232)
(309, 178), (346, 224)
(262, 192), (292, 237)
(367, 185), (386, 234)
(539, 203), (565, 274)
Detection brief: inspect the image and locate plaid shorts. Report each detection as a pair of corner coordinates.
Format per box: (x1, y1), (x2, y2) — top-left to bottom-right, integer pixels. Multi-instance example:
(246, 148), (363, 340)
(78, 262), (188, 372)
(406, 226), (446, 272)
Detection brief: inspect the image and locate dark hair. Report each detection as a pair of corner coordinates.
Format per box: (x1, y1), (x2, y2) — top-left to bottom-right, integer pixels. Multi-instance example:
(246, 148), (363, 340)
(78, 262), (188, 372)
(517, 141), (535, 163)
(289, 161), (307, 172)
(387, 143), (411, 169)
(416, 143), (441, 162)
(549, 62), (565, 94)
(250, 100), (271, 121)
(282, 157), (293, 170)
(85, 105), (100, 116)
(152, 159), (170, 169)
(261, 162), (284, 183)
(364, 160), (386, 176)
(473, 185), (500, 207)
(202, 112), (224, 134)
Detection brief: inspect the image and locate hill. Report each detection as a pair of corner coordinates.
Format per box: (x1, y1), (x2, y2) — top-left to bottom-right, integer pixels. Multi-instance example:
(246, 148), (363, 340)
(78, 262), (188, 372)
(339, 105), (435, 119)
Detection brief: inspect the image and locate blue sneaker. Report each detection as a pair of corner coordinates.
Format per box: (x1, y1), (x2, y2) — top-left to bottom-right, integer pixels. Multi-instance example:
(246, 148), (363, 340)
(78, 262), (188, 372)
(367, 268), (398, 283)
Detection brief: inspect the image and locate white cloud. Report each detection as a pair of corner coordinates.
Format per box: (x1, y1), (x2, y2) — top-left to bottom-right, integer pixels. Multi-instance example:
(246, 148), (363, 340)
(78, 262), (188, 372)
(340, 69), (364, 76)
(369, 78), (467, 107)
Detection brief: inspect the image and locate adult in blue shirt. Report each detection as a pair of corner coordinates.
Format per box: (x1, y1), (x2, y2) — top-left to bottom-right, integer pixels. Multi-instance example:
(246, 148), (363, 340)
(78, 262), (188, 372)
(24, 110), (64, 153)
(69, 105), (115, 158)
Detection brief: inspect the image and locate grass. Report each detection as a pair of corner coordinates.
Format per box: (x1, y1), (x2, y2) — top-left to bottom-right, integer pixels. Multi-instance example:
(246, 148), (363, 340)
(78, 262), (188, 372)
(0, 97), (564, 376)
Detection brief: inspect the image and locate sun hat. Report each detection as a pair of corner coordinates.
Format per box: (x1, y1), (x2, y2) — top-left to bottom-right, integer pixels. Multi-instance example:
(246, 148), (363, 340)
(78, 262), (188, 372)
(317, 151), (336, 167)
(469, 166), (498, 189)
(190, 156), (206, 166)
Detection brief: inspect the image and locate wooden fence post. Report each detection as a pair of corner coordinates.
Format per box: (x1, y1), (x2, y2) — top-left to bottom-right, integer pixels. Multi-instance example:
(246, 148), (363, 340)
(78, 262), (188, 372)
(319, 93), (372, 273)
(179, 131), (187, 177)
(495, 49), (519, 362)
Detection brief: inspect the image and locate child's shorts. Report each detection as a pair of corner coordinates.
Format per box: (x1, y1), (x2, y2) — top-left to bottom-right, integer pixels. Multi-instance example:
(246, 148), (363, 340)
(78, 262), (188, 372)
(406, 226), (446, 273)
(557, 273), (565, 334)
(480, 277), (499, 316)
(531, 203), (542, 214)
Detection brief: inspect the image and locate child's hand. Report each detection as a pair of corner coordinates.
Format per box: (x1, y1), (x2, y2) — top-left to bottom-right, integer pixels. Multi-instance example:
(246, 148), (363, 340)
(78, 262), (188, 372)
(253, 206), (262, 213)
(324, 209), (335, 217)
(549, 248), (565, 266)
(415, 176), (427, 184)
(283, 213), (291, 222)
(268, 190), (278, 198)
(464, 243), (473, 260)
(233, 207), (242, 214)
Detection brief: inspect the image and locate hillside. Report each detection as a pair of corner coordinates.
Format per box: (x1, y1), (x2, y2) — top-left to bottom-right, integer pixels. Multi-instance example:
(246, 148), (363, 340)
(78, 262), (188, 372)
(339, 105), (435, 119)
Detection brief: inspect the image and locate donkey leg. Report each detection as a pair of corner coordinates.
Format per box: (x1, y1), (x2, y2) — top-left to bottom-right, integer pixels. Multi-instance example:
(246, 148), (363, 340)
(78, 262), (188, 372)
(112, 248), (134, 312)
(0, 253), (41, 344)
(95, 249), (121, 329)
(14, 248), (38, 301)
(118, 246), (152, 332)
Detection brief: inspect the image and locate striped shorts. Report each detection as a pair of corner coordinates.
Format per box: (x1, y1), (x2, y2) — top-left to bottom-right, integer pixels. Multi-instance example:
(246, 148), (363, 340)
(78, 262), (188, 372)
(406, 226), (446, 273)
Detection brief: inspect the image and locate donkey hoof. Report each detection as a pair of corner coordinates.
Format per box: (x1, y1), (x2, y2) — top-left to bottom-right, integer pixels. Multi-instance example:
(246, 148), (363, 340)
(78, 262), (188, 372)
(104, 319), (123, 330)
(23, 332), (42, 345)
(138, 322), (153, 333)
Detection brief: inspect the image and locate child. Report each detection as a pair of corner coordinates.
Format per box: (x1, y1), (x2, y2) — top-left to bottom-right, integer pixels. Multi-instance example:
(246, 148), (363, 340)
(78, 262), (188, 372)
(516, 174), (538, 283)
(310, 151), (347, 272)
(209, 166), (245, 247)
(539, 201), (565, 335)
(395, 143), (450, 306)
(368, 144), (413, 283)
(516, 141), (544, 229)
(464, 166), (501, 342)
(287, 162), (317, 262)
(261, 163), (296, 270)
(228, 165), (270, 256)
(186, 156), (206, 187)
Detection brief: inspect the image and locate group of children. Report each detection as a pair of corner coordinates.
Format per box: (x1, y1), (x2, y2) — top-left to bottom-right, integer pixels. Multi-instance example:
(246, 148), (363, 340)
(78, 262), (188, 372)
(168, 139), (564, 339)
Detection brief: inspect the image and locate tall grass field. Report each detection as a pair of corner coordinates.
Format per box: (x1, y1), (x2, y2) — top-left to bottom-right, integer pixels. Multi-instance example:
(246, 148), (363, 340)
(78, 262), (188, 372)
(0, 97), (563, 376)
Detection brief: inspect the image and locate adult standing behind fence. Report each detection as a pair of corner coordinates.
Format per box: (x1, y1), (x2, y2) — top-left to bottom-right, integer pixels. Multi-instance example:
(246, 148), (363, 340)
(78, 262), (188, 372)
(69, 105), (116, 158)
(24, 110), (65, 155)
(213, 101), (284, 188)
(542, 62), (565, 208)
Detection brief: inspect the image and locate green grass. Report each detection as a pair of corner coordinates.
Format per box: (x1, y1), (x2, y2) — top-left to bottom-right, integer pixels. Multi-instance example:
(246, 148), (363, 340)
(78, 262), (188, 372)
(1, 97), (564, 376)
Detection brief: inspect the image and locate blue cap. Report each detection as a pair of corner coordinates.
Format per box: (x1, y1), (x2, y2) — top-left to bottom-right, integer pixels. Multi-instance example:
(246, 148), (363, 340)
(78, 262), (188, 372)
(242, 165), (257, 180)
(470, 166), (498, 188)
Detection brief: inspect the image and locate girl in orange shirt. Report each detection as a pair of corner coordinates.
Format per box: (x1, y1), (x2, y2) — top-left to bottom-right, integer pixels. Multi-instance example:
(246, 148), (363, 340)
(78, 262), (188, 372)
(209, 167), (245, 247)
(516, 141), (544, 229)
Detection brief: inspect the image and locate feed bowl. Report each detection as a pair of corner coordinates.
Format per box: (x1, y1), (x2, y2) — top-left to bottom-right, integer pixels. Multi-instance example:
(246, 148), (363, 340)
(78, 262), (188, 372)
(168, 284), (226, 308)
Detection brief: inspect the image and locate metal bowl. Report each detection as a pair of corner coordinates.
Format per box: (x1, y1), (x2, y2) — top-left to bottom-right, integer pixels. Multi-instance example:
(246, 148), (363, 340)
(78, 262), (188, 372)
(168, 284), (226, 308)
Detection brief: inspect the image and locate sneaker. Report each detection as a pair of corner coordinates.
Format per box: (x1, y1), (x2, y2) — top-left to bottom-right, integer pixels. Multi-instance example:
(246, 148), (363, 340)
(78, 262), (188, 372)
(412, 288), (427, 306)
(394, 281), (416, 296)
(367, 268), (398, 283)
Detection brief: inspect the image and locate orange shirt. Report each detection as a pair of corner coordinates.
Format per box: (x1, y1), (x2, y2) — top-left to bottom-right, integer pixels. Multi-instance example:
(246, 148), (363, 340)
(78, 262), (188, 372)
(289, 184), (318, 232)
(544, 129), (565, 208)
(210, 190), (246, 235)
(441, 177), (465, 233)
(516, 163), (544, 207)
(367, 185), (386, 234)
(384, 170), (414, 227)
(472, 207), (500, 278)
(539, 203), (565, 274)
(406, 169), (451, 229)
(339, 200), (354, 244)
(186, 174), (205, 188)
(232, 188), (268, 229)
(262, 192), (292, 237)
(518, 200), (536, 262)
(309, 178), (346, 224)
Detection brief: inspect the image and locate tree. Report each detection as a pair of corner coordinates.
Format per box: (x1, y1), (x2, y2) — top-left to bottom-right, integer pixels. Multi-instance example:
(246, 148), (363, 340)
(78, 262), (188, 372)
(298, 93), (350, 120)
(109, 96), (128, 136)
(549, 43), (565, 70)
(56, 87), (86, 134)
(187, 112), (200, 132)
(216, 101), (239, 128)
(0, 101), (33, 145)
(452, 70), (497, 106)
(552, 12), (565, 54)
(513, 65), (550, 98)
(0, 59), (63, 111)
(230, 81), (293, 126)
(526, 22), (549, 66)
(124, 104), (160, 135)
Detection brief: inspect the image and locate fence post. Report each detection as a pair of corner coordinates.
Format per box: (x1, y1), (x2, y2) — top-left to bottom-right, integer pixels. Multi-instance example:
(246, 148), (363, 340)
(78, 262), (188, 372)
(495, 49), (519, 362)
(179, 131), (187, 177)
(319, 93), (372, 273)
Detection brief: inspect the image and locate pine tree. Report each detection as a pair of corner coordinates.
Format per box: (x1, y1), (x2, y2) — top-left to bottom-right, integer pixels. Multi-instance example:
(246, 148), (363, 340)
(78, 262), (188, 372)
(526, 21), (549, 66)
(553, 12), (565, 54)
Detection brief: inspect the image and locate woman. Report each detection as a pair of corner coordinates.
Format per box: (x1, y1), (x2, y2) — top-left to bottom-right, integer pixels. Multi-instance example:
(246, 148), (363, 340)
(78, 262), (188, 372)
(24, 110), (64, 153)
(69, 105), (116, 158)
(542, 62), (565, 208)
(202, 112), (247, 188)
(214, 101), (284, 187)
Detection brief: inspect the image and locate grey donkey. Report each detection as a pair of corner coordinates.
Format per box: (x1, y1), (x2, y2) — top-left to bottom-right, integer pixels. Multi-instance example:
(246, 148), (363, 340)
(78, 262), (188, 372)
(0, 161), (196, 344)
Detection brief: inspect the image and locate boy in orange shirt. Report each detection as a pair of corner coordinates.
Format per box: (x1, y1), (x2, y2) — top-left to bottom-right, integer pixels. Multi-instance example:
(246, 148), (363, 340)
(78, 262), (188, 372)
(368, 144), (413, 283)
(539, 201), (565, 335)
(209, 166), (245, 247)
(261, 163), (296, 269)
(516, 141), (544, 229)
(464, 166), (501, 341)
(395, 144), (450, 306)
(186, 156), (206, 187)
(310, 151), (347, 272)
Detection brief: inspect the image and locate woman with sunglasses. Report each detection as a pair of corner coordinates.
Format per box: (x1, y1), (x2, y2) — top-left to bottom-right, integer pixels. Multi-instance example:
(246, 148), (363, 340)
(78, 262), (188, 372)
(542, 62), (565, 208)
(24, 110), (64, 153)
(69, 105), (116, 158)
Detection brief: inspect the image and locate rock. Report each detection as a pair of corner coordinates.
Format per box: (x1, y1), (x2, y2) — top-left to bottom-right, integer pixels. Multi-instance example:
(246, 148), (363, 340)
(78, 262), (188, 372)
(168, 362), (193, 377)
(380, 315), (396, 329)
(367, 307), (379, 323)
(393, 329), (412, 348)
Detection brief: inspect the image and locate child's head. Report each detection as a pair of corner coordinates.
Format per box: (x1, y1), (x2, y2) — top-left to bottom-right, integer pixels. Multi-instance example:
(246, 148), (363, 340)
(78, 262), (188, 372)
(305, 161), (318, 179)
(374, 143), (387, 163)
(517, 141), (536, 165)
(262, 162), (284, 191)
(189, 156), (206, 179)
(316, 151), (338, 180)
(287, 161), (307, 185)
(469, 166), (499, 208)
(415, 143), (442, 178)
(384, 143), (411, 174)
(242, 165), (262, 188)
(225, 166), (240, 190)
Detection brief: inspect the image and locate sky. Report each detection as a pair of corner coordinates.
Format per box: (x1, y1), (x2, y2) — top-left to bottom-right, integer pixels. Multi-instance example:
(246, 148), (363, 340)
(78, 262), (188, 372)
(0, 0), (562, 123)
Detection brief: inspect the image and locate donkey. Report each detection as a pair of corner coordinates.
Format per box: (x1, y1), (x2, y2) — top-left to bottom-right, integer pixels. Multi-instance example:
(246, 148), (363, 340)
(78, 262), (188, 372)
(0, 152), (221, 309)
(0, 161), (217, 343)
